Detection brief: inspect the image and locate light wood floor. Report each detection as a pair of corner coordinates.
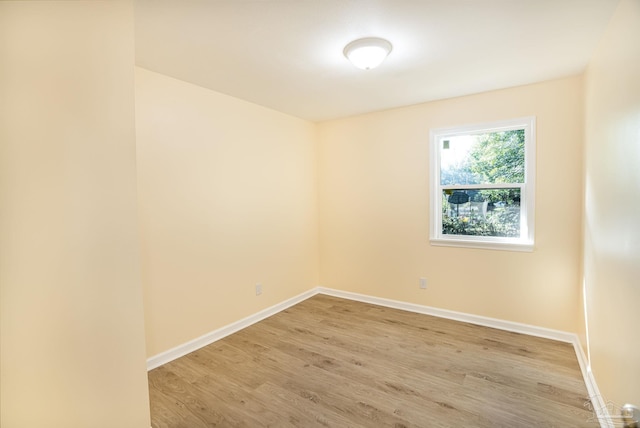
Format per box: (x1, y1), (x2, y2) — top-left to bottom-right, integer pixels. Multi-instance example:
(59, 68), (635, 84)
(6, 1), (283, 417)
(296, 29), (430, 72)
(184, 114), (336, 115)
(148, 295), (598, 427)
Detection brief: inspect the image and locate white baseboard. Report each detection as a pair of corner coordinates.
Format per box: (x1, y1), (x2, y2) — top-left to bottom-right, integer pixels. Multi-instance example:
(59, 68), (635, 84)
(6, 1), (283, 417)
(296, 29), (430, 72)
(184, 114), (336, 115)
(317, 287), (612, 428)
(318, 287), (577, 342)
(146, 286), (611, 427)
(572, 342), (614, 428)
(146, 288), (317, 370)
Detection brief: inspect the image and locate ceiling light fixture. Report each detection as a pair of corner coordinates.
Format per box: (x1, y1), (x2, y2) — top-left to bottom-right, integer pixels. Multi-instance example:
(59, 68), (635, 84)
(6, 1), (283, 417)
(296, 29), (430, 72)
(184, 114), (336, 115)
(343, 37), (392, 70)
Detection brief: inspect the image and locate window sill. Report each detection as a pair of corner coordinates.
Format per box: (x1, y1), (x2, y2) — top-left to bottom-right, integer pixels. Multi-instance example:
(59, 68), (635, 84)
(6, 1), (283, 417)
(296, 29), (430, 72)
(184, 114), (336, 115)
(430, 237), (534, 252)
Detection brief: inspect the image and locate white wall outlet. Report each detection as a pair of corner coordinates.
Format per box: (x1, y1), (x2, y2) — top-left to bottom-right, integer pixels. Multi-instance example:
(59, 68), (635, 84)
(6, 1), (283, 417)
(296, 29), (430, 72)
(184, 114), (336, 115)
(419, 277), (427, 289)
(255, 283), (262, 296)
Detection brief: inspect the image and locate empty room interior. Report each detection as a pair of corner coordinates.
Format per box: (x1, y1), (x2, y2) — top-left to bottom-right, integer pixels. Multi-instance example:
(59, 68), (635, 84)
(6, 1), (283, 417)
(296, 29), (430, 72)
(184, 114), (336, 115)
(1, 0), (640, 427)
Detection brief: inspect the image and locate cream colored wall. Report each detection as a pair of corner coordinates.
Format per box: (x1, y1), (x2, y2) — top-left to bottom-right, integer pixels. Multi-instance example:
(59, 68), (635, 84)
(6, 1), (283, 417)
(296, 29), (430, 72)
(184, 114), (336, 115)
(583, 0), (640, 406)
(0, 2), (150, 427)
(2, 0), (633, 423)
(135, 68), (320, 357)
(318, 76), (584, 333)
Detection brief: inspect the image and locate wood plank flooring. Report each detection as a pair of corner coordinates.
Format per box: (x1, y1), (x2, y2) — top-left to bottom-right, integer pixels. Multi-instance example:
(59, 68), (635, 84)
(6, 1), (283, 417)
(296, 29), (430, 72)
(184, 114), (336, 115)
(148, 295), (598, 427)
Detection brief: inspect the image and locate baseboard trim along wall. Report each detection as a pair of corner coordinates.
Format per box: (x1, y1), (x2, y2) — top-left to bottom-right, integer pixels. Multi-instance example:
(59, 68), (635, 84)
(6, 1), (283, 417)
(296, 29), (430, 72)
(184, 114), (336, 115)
(319, 287), (576, 342)
(146, 286), (611, 427)
(146, 288), (317, 371)
(316, 287), (612, 428)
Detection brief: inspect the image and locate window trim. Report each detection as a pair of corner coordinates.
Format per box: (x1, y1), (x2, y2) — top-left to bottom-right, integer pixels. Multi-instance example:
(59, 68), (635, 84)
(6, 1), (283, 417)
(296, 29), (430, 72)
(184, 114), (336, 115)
(429, 117), (536, 252)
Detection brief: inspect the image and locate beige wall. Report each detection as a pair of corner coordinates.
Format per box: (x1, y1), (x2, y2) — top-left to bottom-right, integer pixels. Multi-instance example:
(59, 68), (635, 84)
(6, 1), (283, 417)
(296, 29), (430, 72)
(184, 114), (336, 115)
(318, 76), (584, 333)
(583, 0), (640, 406)
(0, 2), (150, 427)
(135, 68), (320, 357)
(2, 0), (633, 422)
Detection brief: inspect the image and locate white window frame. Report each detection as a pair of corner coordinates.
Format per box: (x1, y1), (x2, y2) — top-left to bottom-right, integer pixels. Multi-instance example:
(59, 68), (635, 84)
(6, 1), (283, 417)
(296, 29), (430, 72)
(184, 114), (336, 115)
(429, 117), (536, 252)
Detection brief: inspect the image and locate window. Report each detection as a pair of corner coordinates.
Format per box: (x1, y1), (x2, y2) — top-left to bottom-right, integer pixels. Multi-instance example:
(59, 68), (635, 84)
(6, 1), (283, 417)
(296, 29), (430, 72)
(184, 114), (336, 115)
(430, 117), (535, 251)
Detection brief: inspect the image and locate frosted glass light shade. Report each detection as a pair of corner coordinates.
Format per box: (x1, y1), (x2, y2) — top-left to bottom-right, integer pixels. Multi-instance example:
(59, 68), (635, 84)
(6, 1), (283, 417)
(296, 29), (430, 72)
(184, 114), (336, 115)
(343, 37), (392, 70)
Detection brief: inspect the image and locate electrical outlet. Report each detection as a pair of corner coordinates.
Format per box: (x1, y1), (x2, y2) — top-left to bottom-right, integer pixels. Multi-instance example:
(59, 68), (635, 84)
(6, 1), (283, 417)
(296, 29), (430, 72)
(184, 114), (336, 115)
(255, 283), (262, 296)
(419, 277), (427, 289)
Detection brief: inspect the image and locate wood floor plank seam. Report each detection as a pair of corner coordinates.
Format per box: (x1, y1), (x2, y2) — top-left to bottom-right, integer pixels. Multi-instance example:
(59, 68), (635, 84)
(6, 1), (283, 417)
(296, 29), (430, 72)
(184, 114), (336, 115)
(149, 295), (599, 427)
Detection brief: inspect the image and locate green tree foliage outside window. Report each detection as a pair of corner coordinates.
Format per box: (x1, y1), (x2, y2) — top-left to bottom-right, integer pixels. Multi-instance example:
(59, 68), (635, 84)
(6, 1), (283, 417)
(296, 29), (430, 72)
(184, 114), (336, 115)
(470, 129), (525, 184)
(441, 129), (525, 237)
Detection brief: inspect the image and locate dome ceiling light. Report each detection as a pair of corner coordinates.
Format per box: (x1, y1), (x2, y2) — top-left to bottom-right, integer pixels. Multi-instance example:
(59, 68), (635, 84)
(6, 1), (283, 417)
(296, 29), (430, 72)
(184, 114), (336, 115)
(343, 37), (393, 70)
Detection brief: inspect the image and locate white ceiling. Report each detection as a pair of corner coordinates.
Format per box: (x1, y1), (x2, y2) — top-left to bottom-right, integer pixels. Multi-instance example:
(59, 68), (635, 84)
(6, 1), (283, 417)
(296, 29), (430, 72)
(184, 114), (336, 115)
(134, 0), (620, 122)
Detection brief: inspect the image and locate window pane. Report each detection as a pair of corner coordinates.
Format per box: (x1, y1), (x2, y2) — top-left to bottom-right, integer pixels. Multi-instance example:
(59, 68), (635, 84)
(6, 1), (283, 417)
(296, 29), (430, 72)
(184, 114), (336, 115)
(440, 129), (525, 186)
(442, 188), (521, 238)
